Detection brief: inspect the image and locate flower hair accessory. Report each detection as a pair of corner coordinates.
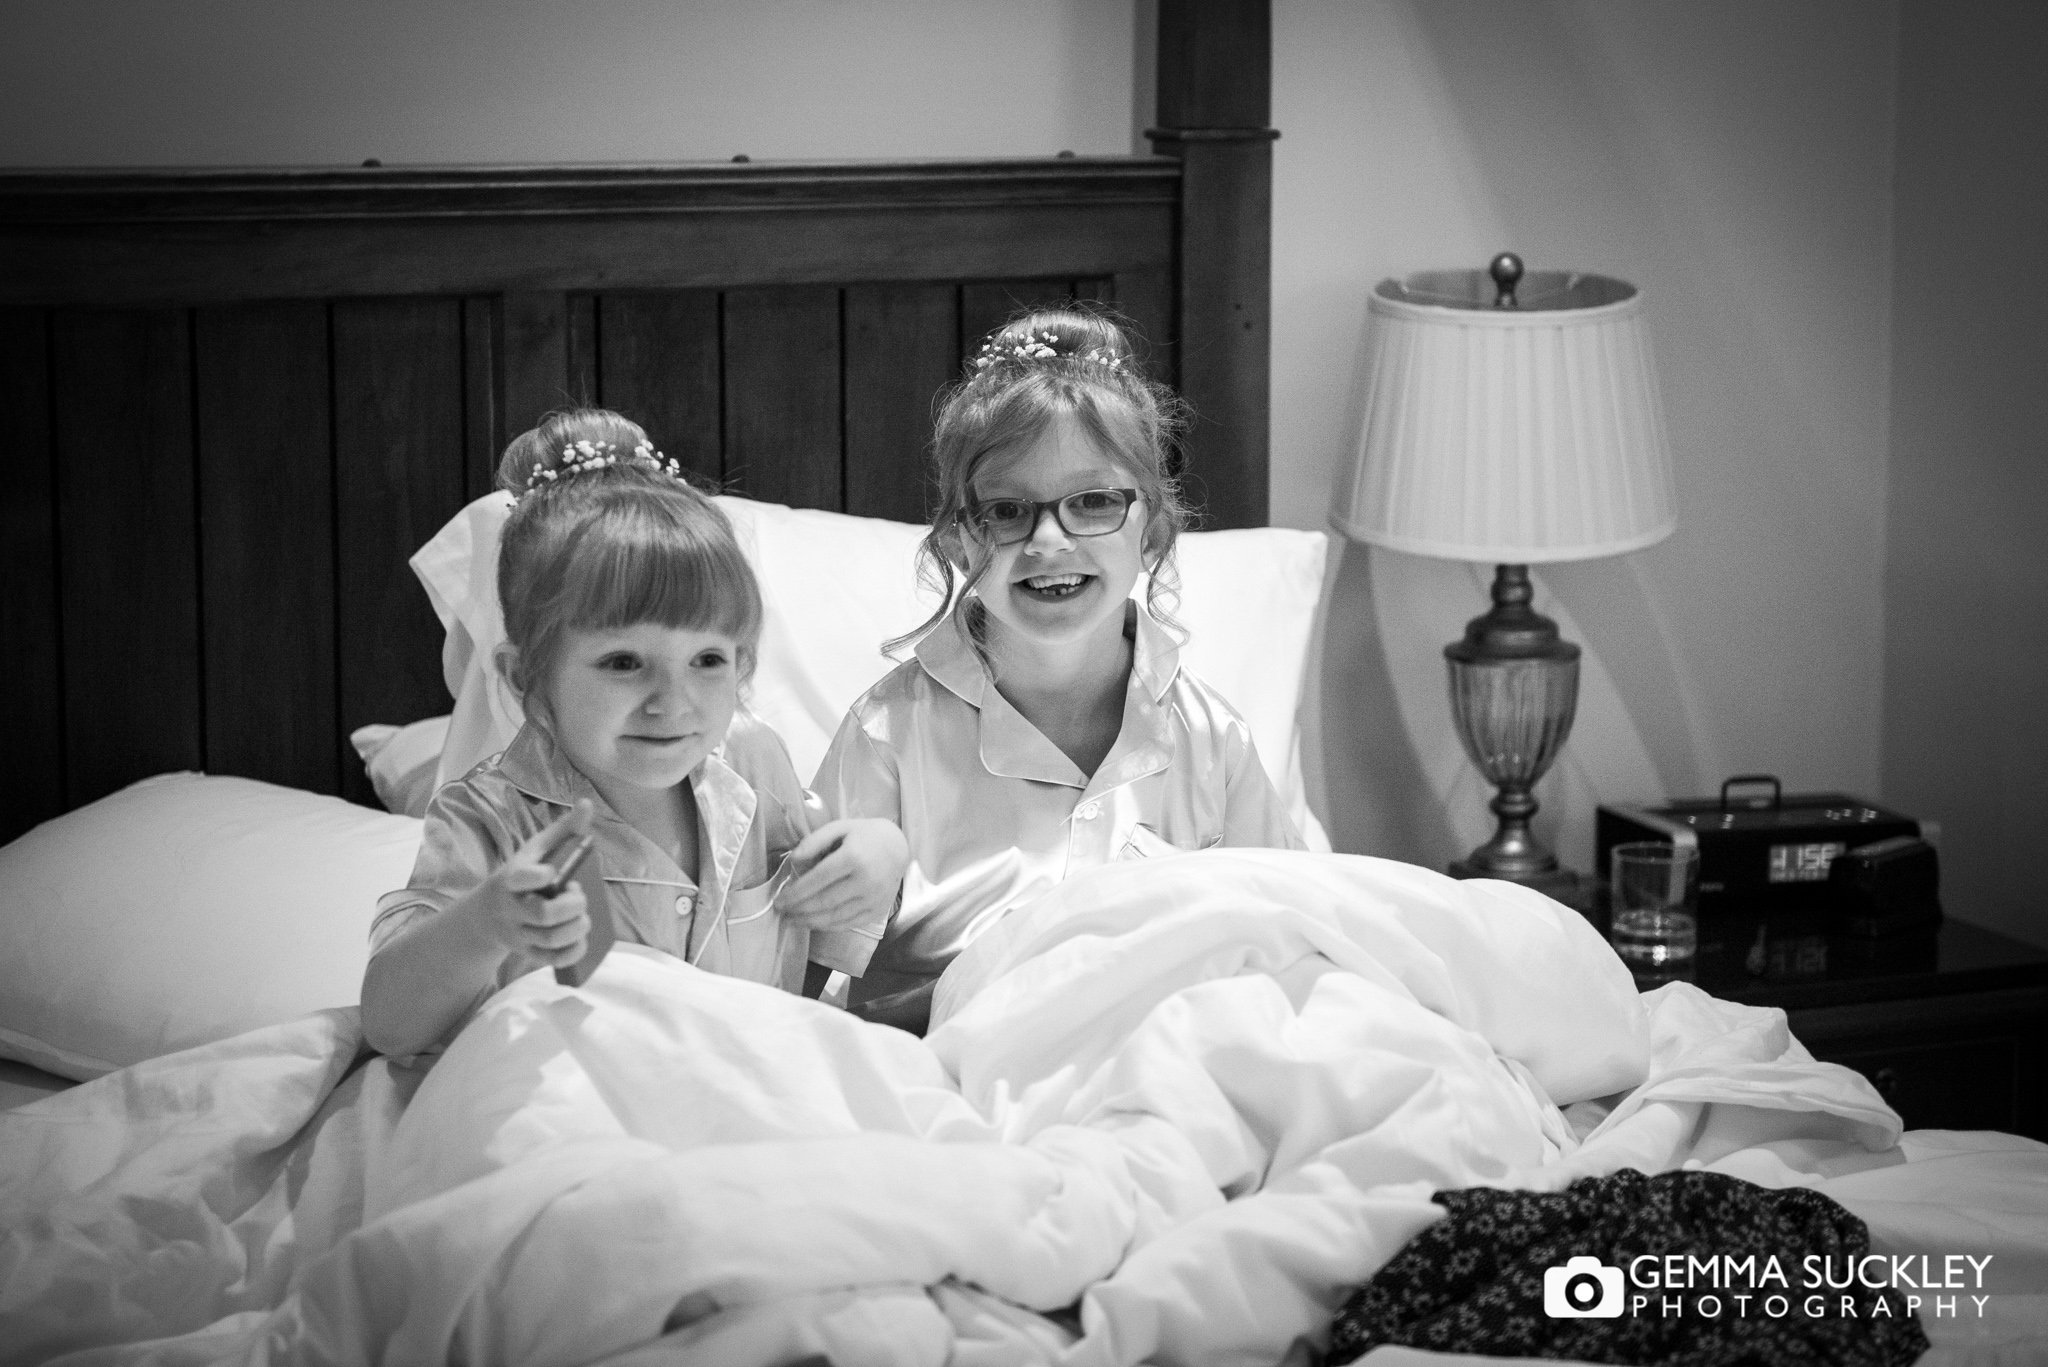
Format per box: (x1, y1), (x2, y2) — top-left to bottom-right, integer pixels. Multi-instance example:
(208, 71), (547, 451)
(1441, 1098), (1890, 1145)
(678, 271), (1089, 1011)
(971, 330), (1126, 373)
(521, 440), (683, 499)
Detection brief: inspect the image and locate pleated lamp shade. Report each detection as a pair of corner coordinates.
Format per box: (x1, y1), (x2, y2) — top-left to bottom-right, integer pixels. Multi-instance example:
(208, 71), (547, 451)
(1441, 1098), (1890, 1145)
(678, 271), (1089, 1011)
(1332, 268), (1676, 564)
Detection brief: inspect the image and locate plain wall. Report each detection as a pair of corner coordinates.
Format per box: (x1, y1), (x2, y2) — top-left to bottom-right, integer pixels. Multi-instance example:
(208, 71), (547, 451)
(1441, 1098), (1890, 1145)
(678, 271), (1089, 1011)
(1274, 1), (1906, 904)
(0, 0), (1134, 165)
(1883, 0), (2048, 948)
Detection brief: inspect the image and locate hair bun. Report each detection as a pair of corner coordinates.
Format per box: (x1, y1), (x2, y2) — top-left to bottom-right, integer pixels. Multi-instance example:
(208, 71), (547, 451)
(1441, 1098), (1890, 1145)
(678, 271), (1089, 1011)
(494, 407), (667, 497)
(971, 307), (1135, 377)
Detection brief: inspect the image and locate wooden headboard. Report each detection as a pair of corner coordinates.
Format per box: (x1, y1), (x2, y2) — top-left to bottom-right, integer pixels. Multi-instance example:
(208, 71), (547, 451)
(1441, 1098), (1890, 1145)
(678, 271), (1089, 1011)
(0, 3), (1275, 842)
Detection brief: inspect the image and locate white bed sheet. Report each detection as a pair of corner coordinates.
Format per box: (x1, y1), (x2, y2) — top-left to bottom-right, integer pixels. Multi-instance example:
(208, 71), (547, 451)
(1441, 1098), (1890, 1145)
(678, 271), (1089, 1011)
(3, 851), (2044, 1366)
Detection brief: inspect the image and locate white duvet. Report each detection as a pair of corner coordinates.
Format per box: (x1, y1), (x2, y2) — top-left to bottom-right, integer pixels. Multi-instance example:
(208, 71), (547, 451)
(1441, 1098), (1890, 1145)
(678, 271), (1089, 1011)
(4, 851), (2045, 1366)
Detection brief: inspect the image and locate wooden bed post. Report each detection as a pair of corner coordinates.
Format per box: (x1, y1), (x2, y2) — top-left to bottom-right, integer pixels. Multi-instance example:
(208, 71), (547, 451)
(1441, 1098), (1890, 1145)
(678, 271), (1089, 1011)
(1150, 0), (1276, 530)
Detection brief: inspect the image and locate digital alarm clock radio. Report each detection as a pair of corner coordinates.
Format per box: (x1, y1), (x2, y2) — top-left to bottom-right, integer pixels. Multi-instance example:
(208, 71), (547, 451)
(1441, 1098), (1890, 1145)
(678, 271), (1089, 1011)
(1595, 775), (1932, 918)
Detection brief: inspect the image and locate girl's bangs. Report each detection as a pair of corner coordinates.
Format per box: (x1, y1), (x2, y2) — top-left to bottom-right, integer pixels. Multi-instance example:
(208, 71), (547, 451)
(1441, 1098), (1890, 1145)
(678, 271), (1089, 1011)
(557, 510), (761, 644)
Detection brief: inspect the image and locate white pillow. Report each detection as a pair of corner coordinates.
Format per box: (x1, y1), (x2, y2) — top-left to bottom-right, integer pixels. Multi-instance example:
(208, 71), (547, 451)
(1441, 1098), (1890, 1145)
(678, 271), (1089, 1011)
(0, 773), (422, 1080)
(413, 493), (1330, 848)
(1170, 527), (1330, 849)
(722, 497), (945, 783)
(410, 493), (528, 797)
(350, 715), (452, 818)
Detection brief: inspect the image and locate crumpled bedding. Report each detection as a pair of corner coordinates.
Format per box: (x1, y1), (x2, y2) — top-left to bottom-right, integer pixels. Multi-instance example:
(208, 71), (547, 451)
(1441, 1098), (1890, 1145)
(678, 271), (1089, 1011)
(2, 850), (2043, 1366)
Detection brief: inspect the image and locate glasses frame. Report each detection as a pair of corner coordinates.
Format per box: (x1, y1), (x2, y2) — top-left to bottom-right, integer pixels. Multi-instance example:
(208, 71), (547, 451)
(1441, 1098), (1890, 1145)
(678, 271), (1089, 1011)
(964, 487), (1141, 546)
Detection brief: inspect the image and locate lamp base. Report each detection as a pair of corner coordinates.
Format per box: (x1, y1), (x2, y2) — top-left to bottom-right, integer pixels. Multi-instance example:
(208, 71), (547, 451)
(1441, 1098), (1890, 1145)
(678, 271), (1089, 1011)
(1443, 564), (1586, 907)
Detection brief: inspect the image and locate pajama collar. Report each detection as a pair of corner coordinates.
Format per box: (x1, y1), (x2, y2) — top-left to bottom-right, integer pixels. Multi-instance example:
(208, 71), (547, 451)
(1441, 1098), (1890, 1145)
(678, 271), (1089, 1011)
(492, 722), (758, 901)
(913, 598), (1181, 791)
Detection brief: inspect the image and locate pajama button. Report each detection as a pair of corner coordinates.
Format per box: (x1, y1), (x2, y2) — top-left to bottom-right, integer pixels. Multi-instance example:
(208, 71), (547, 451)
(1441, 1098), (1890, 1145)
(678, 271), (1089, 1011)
(1077, 802), (1100, 820)
(675, 895), (693, 916)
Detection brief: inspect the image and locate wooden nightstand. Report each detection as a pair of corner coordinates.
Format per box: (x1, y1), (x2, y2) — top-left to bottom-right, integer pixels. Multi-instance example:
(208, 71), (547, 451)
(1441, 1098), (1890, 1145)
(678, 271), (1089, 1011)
(1582, 899), (2048, 1142)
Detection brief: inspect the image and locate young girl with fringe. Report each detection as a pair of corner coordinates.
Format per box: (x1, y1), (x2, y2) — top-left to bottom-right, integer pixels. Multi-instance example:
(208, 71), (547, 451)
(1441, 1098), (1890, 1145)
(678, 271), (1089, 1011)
(362, 409), (907, 1058)
(814, 309), (1305, 1029)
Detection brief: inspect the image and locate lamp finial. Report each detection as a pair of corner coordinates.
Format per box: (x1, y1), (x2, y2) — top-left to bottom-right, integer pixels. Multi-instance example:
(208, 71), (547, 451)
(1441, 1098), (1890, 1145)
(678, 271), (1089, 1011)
(1489, 252), (1524, 308)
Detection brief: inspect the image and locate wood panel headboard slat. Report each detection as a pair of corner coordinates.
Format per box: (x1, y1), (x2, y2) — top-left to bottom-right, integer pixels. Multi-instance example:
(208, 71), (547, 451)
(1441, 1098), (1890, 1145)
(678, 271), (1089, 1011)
(0, 311), (65, 844)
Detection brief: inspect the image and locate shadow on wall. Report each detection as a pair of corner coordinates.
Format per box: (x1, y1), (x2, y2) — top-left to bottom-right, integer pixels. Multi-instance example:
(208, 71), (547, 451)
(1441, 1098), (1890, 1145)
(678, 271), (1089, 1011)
(1314, 538), (1708, 879)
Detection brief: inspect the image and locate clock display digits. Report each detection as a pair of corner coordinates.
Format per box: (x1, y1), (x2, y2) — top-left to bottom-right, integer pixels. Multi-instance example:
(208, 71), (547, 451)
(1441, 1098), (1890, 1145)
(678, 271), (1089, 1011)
(1768, 840), (1846, 884)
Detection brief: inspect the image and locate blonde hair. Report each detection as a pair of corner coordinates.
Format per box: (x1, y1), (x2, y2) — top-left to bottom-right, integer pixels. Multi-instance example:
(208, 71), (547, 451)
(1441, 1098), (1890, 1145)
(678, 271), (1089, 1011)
(494, 409), (762, 712)
(888, 306), (1192, 657)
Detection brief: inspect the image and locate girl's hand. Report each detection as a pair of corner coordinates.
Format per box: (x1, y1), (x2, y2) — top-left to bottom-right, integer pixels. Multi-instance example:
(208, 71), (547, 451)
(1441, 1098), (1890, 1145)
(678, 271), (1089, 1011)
(774, 818), (909, 932)
(456, 799), (596, 967)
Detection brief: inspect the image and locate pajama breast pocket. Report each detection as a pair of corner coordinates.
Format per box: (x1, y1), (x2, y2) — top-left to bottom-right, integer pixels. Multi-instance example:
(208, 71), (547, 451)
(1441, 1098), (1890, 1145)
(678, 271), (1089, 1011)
(719, 861), (808, 991)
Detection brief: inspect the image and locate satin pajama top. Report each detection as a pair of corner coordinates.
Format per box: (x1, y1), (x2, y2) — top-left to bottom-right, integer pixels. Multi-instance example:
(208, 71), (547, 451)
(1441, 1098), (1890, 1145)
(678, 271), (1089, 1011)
(812, 600), (1306, 1006)
(371, 714), (864, 1039)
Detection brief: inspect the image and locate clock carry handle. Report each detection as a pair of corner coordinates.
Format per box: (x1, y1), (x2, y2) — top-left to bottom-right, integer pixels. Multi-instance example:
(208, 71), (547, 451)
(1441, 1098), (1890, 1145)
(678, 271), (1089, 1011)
(1719, 774), (1782, 811)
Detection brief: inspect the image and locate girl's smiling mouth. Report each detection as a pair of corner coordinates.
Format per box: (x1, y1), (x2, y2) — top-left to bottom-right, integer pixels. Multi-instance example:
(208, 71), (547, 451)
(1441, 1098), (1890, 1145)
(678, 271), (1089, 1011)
(1018, 572), (1092, 600)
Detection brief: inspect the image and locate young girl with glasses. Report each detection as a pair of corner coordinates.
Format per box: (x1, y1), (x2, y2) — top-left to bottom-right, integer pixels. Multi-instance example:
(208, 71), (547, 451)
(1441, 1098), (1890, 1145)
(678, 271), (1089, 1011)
(814, 309), (1305, 1030)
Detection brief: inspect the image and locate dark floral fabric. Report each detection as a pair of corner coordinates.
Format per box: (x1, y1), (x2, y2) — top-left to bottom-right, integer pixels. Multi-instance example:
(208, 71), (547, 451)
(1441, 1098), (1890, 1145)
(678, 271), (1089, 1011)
(1328, 1168), (1929, 1366)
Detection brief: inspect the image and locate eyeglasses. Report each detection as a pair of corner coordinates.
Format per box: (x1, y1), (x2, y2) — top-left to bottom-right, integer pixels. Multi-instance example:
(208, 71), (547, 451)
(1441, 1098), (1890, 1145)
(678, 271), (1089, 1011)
(964, 488), (1139, 545)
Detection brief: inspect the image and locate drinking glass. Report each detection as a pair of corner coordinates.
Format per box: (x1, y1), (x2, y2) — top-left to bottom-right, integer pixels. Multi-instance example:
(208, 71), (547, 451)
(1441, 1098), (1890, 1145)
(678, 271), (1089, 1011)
(1609, 842), (1698, 966)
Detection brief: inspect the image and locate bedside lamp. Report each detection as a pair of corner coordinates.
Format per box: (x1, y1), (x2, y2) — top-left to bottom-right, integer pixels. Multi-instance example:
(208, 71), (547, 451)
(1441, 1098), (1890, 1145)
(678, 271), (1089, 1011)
(1331, 254), (1677, 892)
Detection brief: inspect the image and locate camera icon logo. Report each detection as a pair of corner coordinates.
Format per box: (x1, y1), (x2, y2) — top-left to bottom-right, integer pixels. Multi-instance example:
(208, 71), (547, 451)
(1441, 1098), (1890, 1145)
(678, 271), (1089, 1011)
(1543, 1256), (1625, 1318)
